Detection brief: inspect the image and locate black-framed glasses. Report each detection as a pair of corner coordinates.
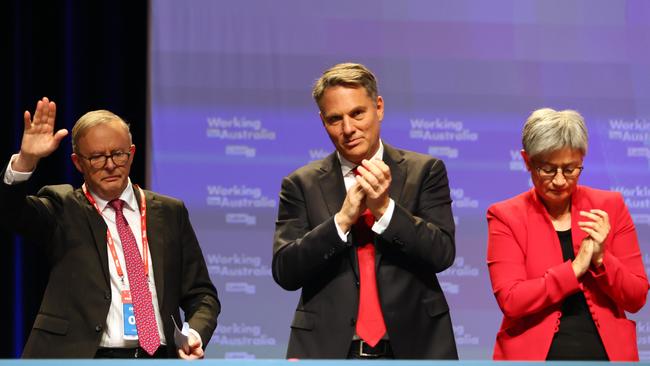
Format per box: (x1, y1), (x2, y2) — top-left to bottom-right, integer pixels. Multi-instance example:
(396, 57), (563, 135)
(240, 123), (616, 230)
(535, 165), (584, 180)
(78, 151), (131, 169)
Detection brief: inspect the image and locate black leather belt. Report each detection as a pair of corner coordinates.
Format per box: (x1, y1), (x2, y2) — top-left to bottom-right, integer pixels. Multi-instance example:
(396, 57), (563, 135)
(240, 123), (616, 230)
(95, 346), (168, 358)
(348, 339), (393, 358)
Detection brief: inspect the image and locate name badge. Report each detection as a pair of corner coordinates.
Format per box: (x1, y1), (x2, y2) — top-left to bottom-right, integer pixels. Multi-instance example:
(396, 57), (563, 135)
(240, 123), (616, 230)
(122, 290), (138, 339)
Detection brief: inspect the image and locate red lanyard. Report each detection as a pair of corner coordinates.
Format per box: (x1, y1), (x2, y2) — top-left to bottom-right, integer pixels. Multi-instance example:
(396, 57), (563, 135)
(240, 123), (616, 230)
(83, 184), (149, 279)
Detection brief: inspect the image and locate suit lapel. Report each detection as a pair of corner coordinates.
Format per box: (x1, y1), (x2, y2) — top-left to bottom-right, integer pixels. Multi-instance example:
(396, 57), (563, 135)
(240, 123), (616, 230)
(317, 153), (347, 217)
(137, 188), (166, 304)
(76, 189), (111, 287)
(376, 144), (406, 268)
(383, 144), (406, 205)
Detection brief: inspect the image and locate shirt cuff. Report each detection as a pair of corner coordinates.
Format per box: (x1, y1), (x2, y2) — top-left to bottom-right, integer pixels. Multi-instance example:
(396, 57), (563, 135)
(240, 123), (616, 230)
(372, 199), (395, 235)
(4, 154), (34, 185)
(334, 214), (350, 242)
(334, 199), (395, 241)
(187, 328), (203, 349)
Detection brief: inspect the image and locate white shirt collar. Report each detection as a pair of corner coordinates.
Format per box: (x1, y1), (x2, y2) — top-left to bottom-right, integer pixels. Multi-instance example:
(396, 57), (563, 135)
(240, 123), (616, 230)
(337, 140), (384, 177)
(89, 179), (137, 213)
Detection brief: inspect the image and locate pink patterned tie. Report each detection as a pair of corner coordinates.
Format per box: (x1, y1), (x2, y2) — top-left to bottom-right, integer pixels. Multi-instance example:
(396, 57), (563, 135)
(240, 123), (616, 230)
(352, 168), (386, 347)
(109, 199), (160, 355)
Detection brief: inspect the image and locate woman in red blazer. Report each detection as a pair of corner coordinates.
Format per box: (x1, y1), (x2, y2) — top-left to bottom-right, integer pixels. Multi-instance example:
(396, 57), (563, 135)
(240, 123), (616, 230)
(487, 108), (649, 361)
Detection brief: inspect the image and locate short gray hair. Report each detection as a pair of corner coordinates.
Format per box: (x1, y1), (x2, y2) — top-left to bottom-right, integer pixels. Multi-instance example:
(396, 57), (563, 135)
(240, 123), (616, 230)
(72, 110), (132, 153)
(522, 108), (588, 158)
(312, 63), (379, 109)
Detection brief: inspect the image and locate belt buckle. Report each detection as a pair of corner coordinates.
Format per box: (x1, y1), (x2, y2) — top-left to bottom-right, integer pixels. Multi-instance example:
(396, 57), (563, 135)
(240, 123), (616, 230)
(134, 348), (140, 358)
(358, 340), (382, 358)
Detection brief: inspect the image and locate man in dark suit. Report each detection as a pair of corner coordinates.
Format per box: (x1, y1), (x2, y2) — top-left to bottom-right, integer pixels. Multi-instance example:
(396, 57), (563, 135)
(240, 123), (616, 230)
(272, 63), (458, 359)
(1, 97), (220, 358)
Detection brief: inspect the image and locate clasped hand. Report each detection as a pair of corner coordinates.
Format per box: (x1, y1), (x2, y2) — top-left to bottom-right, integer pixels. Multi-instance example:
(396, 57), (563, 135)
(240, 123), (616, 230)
(572, 209), (610, 277)
(335, 159), (391, 233)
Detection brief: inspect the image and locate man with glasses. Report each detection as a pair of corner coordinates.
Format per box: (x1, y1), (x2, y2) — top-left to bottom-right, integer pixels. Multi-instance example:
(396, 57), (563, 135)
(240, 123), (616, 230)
(1, 98), (220, 359)
(486, 108), (648, 361)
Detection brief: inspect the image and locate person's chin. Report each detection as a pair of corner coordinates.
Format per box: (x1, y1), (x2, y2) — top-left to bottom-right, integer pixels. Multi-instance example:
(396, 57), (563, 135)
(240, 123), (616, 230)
(341, 145), (368, 161)
(100, 180), (127, 197)
(545, 191), (570, 202)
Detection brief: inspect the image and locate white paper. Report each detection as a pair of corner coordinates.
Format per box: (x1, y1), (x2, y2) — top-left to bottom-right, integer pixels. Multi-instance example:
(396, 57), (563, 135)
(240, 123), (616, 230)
(171, 315), (190, 348)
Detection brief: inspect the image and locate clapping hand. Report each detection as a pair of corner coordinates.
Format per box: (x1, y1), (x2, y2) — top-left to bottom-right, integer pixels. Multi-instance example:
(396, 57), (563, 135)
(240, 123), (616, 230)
(578, 209), (610, 267)
(355, 159), (391, 219)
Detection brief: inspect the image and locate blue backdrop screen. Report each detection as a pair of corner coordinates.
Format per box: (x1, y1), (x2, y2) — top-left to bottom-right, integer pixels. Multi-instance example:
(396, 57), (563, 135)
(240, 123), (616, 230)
(150, 0), (650, 359)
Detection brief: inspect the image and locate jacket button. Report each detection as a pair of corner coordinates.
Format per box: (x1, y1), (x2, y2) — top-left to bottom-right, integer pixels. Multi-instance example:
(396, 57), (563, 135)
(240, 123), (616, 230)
(104, 291), (111, 300)
(350, 318), (356, 326)
(95, 325), (103, 332)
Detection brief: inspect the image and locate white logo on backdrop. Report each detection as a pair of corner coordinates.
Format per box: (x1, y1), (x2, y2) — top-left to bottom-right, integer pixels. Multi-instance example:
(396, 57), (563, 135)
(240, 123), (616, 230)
(213, 323), (277, 347)
(206, 253), (271, 277)
(206, 116), (277, 140)
(308, 148), (330, 162)
(225, 213), (257, 226)
(453, 325), (480, 345)
(610, 186), (650, 211)
(450, 188), (479, 209)
(441, 281), (459, 295)
(206, 185), (276, 208)
(439, 257), (480, 278)
(225, 145), (256, 158)
(608, 119), (650, 143)
(225, 282), (256, 295)
(409, 118), (478, 142)
(224, 352), (256, 359)
(509, 149), (526, 172)
(428, 146), (459, 159)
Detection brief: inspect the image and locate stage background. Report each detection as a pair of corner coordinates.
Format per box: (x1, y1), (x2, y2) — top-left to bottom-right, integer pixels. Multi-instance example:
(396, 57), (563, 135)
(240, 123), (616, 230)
(149, 0), (650, 360)
(1, 0), (148, 358)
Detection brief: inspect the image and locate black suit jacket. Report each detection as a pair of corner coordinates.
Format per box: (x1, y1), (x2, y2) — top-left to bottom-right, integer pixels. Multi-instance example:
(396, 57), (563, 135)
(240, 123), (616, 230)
(0, 177), (220, 358)
(272, 144), (458, 359)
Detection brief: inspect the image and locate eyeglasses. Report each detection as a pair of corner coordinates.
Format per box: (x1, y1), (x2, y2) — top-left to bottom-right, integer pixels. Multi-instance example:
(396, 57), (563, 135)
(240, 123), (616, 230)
(78, 151), (131, 169)
(535, 165), (584, 180)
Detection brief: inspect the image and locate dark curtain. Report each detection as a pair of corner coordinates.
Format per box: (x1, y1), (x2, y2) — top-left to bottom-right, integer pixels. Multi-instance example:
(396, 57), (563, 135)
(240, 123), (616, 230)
(0, 1), (147, 357)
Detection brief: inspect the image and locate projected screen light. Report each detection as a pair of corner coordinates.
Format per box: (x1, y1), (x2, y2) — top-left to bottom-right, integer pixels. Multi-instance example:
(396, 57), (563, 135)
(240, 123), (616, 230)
(150, 0), (650, 359)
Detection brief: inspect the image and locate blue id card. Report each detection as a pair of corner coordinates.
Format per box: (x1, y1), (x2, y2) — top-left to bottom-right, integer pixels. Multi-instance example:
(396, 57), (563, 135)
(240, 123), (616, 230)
(122, 290), (138, 339)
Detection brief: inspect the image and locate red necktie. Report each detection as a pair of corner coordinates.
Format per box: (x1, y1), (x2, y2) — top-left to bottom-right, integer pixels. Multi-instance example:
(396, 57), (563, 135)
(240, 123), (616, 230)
(109, 199), (160, 356)
(352, 169), (386, 346)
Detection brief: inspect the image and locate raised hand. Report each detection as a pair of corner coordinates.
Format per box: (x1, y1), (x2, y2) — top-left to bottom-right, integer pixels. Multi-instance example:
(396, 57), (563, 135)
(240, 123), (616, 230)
(572, 238), (594, 278)
(335, 183), (367, 234)
(578, 209), (610, 267)
(13, 97), (68, 172)
(355, 159), (391, 219)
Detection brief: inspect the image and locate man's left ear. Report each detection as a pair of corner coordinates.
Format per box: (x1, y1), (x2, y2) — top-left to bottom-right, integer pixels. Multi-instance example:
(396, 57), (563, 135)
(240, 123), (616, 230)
(130, 145), (136, 159)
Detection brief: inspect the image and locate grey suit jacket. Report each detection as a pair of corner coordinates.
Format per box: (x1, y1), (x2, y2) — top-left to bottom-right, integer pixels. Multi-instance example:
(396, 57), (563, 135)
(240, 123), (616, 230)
(0, 178), (220, 358)
(273, 143), (458, 359)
